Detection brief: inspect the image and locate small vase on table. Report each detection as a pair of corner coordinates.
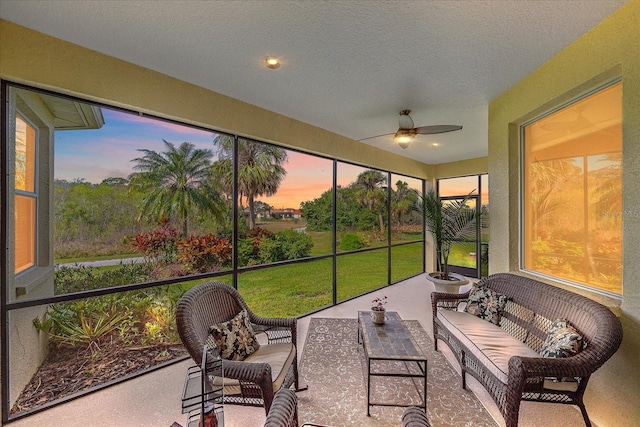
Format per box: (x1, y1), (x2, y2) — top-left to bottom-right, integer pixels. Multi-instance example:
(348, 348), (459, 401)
(370, 295), (388, 325)
(371, 309), (386, 325)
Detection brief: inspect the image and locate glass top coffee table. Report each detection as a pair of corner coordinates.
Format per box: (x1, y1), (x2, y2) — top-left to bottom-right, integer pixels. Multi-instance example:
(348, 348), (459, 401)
(357, 311), (428, 416)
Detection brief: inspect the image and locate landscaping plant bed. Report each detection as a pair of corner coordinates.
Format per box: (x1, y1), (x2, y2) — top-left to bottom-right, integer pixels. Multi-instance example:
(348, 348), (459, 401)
(10, 338), (187, 414)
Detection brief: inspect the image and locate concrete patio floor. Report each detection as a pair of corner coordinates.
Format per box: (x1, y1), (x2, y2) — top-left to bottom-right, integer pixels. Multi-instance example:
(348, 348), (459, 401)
(6, 275), (588, 427)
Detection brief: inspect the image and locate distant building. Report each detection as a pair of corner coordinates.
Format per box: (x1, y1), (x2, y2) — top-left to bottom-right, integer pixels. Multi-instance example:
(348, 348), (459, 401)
(271, 208), (302, 219)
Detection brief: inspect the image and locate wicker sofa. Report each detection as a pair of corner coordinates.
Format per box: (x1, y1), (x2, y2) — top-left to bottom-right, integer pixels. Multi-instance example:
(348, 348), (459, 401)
(431, 273), (622, 427)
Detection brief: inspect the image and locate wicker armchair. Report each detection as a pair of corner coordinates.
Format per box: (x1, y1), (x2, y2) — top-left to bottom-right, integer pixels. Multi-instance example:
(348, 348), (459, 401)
(176, 281), (303, 415)
(264, 389), (429, 427)
(264, 388), (299, 427)
(401, 407), (431, 427)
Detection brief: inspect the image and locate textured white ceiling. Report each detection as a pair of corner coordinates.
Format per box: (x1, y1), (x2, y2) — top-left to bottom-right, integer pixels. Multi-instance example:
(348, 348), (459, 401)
(0, 0), (628, 164)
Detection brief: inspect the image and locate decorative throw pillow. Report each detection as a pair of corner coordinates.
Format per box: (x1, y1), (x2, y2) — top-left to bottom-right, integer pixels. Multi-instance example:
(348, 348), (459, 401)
(209, 310), (260, 361)
(464, 284), (509, 325)
(539, 319), (583, 358)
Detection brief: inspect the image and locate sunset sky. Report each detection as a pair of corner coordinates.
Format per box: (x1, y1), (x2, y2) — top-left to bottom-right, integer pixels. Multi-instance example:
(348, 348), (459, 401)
(54, 108), (390, 209)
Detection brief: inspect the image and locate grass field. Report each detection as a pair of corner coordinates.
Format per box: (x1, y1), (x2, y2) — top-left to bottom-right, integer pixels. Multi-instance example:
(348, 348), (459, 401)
(53, 220), (426, 318)
(166, 242), (423, 318)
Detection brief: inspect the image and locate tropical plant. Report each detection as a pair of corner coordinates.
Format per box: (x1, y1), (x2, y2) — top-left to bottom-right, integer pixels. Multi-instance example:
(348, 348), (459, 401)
(33, 299), (131, 353)
(391, 180), (417, 234)
(353, 170), (387, 236)
(414, 189), (479, 280)
(130, 221), (179, 265)
(212, 136), (287, 229)
(176, 233), (232, 272)
(129, 140), (226, 236)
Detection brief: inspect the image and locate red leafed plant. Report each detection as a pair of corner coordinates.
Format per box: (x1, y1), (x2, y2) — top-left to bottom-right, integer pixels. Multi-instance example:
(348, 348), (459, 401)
(176, 234), (232, 273)
(130, 220), (178, 265)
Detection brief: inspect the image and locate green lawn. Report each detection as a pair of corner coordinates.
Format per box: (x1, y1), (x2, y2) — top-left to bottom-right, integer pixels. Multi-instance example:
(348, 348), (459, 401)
(156, 244), (423, 318)
(449, 242), (477, 268)
(54, 222), (425, 318)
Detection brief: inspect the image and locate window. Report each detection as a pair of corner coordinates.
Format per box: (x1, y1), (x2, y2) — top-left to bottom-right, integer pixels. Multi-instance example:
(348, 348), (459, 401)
(15, 114), (37, 274)
(522, 81), (622, 295)
(3, 83), (426, 421)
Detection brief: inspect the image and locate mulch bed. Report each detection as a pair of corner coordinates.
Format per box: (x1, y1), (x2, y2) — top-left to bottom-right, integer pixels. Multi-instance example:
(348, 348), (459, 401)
(10, 338), (188, 414)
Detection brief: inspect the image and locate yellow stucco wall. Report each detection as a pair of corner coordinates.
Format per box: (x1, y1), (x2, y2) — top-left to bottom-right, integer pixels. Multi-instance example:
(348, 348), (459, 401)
(488, 0), (640, 425)
(0, 19), (431, 181)
(434, 156), (488, 179)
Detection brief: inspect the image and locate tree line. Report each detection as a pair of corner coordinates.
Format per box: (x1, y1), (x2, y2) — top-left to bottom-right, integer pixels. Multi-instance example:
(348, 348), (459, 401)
(54, 137), (422, 259)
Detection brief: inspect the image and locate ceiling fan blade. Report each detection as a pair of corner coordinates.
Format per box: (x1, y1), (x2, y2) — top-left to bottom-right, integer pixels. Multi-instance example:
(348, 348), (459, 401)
(414, 125), (463, 135)
(357, 132), (395, 141)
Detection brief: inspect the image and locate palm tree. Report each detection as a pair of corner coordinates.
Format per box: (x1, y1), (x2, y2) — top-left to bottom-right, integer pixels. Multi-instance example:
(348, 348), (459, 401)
(128, 140), (225, 236)
(414, 189), (479, 280)
(354, 170), (387, 236)
(391, 180), (416, 234)
(212, 136), (287, 229)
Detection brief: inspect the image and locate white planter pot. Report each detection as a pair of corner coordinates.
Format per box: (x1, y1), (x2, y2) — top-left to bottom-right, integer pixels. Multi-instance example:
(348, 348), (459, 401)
(425, 272), (470, 294)
(370, 310), (386, 325)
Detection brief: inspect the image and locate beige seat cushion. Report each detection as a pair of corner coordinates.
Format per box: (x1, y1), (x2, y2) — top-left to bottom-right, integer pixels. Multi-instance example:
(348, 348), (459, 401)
(438, 310), (538, 384)
(211, 342), (295, 396)
(438, 310), (579, 392)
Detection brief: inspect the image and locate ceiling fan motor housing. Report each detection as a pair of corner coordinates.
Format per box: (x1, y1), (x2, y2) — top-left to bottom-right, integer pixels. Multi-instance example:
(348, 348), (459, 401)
(398, 110), (415, 129)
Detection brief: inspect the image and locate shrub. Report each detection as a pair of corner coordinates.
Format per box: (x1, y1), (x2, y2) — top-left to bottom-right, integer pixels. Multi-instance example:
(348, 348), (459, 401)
(277, 229), (313, 259)
(130, 222), (179, 265)
(257, 236), (282, 264)
(142, 296), (179, 345)
(258, 229), (313, 264)
(339, 233), (365, 251)
(176, 234), (232, 272)
(54, 262), (153, 294)
(237, 238), (259, 266)
(236, 227), (275, 265)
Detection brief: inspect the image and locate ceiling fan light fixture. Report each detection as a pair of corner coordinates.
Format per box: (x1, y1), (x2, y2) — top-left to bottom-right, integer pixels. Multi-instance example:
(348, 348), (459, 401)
(397, 139), (411, 149)
(394, 130), (414, 148)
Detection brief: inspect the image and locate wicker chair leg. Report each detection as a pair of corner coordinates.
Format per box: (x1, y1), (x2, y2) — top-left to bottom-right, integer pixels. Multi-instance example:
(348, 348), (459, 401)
(293, 356), (308, 392)
(503, 398), (521, 427)
(460, 352), (467, 389)
(577, 400), (592, 427)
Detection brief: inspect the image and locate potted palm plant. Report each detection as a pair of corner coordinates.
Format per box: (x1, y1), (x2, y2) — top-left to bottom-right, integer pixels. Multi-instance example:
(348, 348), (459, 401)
(414, 189), (479, 293)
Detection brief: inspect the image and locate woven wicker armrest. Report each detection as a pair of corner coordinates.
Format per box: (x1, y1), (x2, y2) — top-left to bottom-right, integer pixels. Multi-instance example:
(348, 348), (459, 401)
(402, 406), (431, 427)
(221, 359), (272, 384)
(250, 314), (296, 345)
(508, 349), (602, 382)
(250, 313), (296, 329)
(264, 388), (298, 427)
(430, 290), (470, 317)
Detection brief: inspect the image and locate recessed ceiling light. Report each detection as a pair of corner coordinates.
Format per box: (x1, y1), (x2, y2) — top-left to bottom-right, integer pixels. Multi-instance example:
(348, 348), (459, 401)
(431, 143), (440, 147)
(264, 56), (281, 69)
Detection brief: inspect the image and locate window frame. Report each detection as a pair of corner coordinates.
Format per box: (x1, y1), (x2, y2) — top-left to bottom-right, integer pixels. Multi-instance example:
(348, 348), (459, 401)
(1, 80), (427, 422)
(14, 112), (39, 276)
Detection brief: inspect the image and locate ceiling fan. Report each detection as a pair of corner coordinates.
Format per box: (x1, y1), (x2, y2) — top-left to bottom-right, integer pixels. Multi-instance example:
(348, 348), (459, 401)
(360, 110), (463, 149)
